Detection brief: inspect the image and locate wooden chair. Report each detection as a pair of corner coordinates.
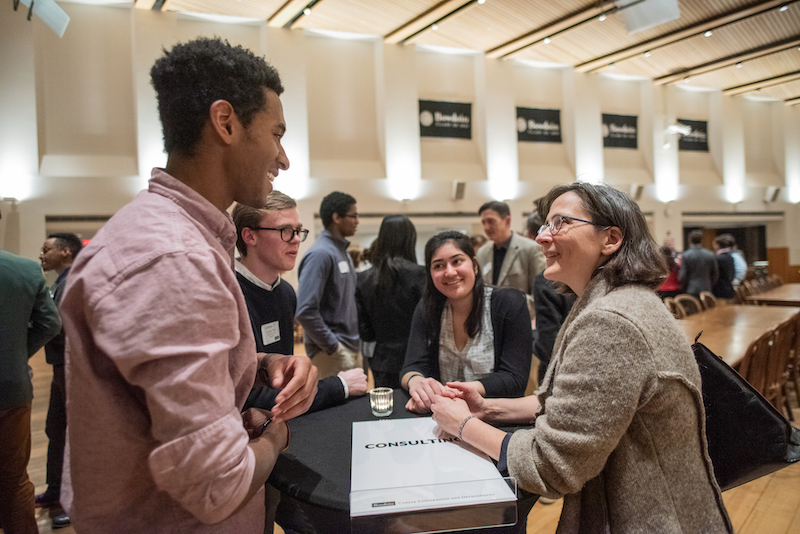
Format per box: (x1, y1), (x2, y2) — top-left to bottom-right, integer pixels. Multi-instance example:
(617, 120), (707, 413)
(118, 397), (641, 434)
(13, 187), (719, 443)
(698, 291), (717, 310)
(733, 284), (748, 304)
(675, 294), (703, 316)
(766, 319), (797, 419)
(664, 297), (685, 319)
(737, 329), (774, 396)
(743, 279), (759, 296)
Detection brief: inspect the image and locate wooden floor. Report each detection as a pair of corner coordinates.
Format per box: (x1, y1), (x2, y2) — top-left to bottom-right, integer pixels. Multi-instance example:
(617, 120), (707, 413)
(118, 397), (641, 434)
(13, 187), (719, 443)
(16, 349), (800, 534)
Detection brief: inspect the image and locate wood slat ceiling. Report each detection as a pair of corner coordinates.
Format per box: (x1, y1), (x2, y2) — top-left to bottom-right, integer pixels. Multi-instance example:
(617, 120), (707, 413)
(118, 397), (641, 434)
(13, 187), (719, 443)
(147, 0), (800, 101)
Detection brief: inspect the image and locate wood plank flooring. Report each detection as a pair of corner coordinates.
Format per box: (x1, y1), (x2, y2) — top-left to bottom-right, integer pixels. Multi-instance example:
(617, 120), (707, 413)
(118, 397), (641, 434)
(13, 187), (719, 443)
(13, 349), (800, 534)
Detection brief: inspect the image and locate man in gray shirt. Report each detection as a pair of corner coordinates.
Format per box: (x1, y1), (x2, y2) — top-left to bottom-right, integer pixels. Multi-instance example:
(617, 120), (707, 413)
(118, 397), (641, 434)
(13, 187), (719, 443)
(296, 192), (362, 378)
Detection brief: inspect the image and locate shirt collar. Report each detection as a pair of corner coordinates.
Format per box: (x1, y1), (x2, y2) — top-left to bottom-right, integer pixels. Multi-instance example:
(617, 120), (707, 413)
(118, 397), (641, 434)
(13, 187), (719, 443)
(321, 228), (350, 249)
(149, 168), (237, 258)
(235, 260), (281, 291)
(494, 234), (513, 250)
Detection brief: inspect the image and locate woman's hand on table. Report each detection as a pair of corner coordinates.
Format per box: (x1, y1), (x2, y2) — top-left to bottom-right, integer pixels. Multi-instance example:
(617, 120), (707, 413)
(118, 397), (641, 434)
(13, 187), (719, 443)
(430, 394), (473, 438)
(405, 376), (445, 413)
(443, 381), (488, 419)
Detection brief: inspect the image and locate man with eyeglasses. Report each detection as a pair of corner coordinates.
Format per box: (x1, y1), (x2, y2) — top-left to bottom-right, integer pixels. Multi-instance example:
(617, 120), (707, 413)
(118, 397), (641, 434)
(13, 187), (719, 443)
(297, 191), (362, 379)
(232, 192), (367, 531)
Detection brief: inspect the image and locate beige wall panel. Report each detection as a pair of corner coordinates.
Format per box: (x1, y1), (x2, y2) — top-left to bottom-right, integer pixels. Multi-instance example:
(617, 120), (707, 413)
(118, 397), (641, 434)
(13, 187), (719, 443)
(306, 35), (382, 180)
(34, 4), (137, 168)
(417, 50), (482, 181)
(742, 99), (782, 187)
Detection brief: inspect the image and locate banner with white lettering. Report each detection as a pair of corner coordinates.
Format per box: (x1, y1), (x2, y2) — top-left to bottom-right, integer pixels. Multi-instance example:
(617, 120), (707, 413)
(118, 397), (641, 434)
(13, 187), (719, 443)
(677, 119), (709, 152)
(517, 108), (562, 143)
(419, 100), (472, 139)
(602, 113), (638, 149)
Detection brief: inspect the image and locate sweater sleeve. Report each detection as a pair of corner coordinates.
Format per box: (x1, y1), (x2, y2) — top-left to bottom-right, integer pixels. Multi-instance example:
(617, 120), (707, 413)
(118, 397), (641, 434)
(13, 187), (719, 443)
(28, 272), (62, 357)
(478, 289), (531, 398)
(505, 308), (650, 497)
(400, 301), (439, 383)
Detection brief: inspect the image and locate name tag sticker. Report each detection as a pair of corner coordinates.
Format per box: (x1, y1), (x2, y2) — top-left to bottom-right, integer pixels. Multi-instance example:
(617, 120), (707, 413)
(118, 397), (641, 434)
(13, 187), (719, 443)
(338, 261), (350, 274)
(261, 321), (280, 345)
(482, 262), (492, 276)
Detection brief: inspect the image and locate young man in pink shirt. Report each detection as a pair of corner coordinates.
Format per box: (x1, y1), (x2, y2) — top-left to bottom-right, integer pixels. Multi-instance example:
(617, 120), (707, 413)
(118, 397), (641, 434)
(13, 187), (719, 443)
(59, 37), (318, 532)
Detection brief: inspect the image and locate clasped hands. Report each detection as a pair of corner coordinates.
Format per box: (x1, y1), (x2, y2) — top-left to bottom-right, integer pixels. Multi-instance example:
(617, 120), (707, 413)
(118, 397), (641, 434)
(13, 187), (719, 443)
(407, 379), (486, 439)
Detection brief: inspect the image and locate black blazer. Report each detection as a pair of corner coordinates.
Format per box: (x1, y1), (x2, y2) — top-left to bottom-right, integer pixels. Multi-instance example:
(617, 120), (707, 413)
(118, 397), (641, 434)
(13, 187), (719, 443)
(401, 287), (531, 398)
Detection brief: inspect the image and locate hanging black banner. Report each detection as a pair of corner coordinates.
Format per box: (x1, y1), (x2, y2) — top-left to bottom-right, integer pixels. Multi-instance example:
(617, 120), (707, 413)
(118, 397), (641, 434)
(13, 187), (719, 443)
(516, 108), (562, 143)
(419, 100), (472, 139)
(602, 113), (638, 149)
(678, 119), (709, 152)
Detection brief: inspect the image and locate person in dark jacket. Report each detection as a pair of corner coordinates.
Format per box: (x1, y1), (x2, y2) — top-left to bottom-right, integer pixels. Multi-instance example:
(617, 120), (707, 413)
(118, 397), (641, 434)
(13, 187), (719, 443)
(355, 215), (425, 389)
(35, 232), (83, 528)
(401, 231), (531, 413)
(532, 273), (574, 385)
(679, 229), (718, 297)
(712, 234), (736, 300)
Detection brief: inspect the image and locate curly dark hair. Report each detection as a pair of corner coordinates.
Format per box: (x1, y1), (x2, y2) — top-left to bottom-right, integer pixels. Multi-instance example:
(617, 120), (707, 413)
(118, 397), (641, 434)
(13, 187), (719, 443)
(319, 192), (356, 228)
(539, 182), (666, 291)
(150, 37), (284, 156)
(48, 233), (83, 259)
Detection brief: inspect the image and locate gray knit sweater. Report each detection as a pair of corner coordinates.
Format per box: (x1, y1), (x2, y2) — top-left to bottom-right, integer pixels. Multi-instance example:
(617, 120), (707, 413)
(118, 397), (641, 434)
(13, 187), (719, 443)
(507, 276), (732, 534)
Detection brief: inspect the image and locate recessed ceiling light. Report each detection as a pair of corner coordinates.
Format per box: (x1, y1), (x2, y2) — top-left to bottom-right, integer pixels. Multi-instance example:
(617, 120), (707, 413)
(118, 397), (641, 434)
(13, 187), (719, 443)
(543, 37), (551, 44)
(599, 14), (607, 21)
(477, 0), (486, 4)
(704, 30), (713, 37)
(608, 62), (615, 69)
(303, 7), (311, 16)
(644, 51), (651, 58)
(779, 5), (788, 12)
(684, 76), (691, 82)
(431, 24), (438, 31)
(736, 63), (743, 68)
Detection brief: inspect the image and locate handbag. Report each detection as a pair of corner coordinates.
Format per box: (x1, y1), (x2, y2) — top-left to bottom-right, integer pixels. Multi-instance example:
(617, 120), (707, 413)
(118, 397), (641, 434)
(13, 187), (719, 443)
(692, 338), (800, 491)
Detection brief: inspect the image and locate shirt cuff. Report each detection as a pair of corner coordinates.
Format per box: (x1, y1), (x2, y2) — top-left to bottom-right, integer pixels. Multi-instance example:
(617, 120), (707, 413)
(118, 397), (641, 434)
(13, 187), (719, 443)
(338, 375), (349, 398)
(496, 432), (512, 473)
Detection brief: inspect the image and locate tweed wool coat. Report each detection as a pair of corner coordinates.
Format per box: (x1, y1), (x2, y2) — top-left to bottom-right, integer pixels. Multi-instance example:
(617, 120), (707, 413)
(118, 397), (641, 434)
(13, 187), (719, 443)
(507, 276), (732, 534)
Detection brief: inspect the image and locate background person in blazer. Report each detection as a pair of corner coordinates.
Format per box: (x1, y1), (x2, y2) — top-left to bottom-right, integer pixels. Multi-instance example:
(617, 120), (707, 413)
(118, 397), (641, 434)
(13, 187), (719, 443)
(0, 207), (62, 534)
(679, 229), (719, 297)
(476, 201), (545, 320)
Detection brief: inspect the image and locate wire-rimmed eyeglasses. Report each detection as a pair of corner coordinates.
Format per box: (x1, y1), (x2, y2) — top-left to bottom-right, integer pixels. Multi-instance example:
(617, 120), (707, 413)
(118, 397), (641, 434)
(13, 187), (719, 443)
(252, 226), (309, 242)
(537, 215), (609, 236)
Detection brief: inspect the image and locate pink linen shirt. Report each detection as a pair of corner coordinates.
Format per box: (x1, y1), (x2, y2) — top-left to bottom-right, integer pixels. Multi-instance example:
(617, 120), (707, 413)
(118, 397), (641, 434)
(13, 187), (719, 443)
(59, 169), (263, 532)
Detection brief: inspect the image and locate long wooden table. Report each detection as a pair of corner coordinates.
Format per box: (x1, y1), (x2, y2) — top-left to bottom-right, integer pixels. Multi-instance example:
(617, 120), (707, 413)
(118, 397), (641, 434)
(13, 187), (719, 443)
(745, 283), (800, 307)
(677, 305), (799, 367)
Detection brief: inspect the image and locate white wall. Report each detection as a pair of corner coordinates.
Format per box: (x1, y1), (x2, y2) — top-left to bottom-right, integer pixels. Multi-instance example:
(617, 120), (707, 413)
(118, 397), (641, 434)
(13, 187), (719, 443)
(2, 5), (800, 268)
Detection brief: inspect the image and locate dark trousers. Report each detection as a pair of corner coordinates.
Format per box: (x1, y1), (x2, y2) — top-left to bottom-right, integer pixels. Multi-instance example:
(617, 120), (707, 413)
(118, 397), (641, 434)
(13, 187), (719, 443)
(45, 365), (67, 496)
(0, 405), (38, 534)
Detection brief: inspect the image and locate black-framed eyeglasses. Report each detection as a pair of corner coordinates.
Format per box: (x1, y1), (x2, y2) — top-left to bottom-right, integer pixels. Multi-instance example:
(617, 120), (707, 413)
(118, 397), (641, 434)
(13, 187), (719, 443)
(537, 215), (609, 236)
(252, 227), (309, 242)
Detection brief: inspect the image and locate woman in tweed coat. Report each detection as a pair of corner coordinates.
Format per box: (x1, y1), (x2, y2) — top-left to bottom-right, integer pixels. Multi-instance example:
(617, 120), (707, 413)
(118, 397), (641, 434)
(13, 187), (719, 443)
(432, 183), (732, 534)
